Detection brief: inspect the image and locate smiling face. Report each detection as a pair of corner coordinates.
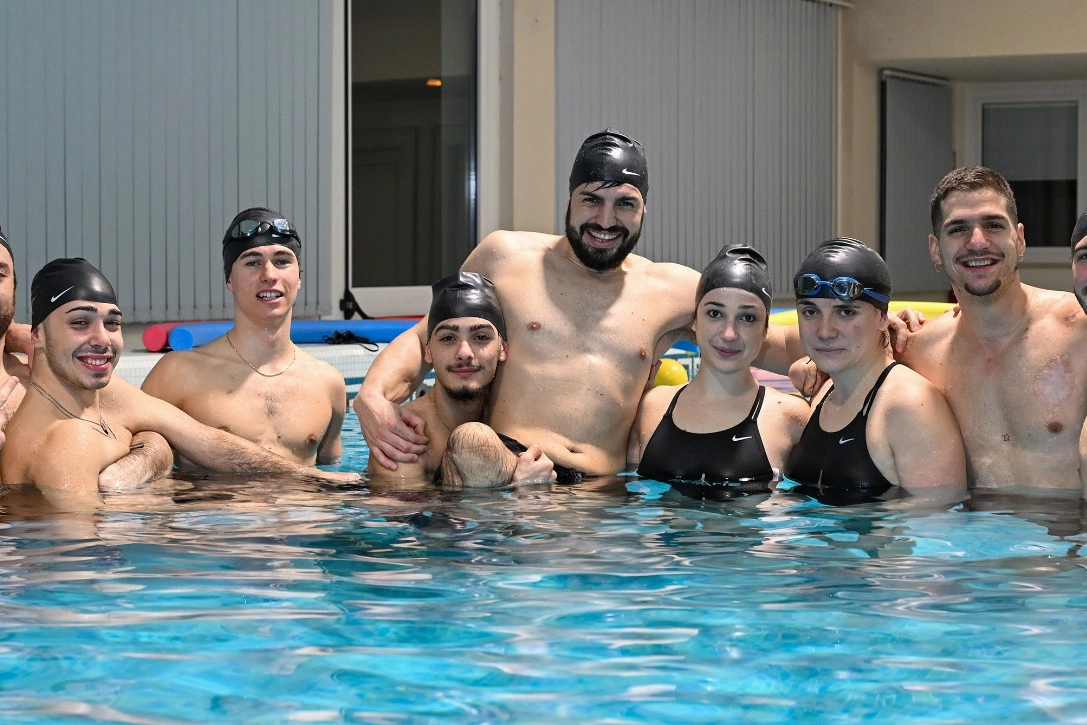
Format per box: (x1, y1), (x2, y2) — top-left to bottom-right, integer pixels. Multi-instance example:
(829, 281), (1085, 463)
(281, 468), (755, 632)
(227, 244), (301, 320)
(929, 188), (1025, 298)
(796, 297), (887, 376)
(693, 288), (767, 375)
(36, 301), (123, 391)
(564, 182), (645, 271)
(424, 317), (507, 402)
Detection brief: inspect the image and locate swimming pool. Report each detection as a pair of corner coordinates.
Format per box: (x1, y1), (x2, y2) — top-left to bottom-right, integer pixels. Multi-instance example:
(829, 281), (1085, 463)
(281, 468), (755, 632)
(1, 427), (1085, 723)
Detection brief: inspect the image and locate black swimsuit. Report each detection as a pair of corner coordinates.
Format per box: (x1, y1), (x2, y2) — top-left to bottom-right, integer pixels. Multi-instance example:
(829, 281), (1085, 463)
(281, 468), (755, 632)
(638, 385), (775, 498)
(785, 362), (898, 505)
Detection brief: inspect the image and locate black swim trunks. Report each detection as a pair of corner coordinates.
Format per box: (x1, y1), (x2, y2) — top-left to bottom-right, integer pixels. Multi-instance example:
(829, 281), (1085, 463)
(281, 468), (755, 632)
(497, 433), (587, 484)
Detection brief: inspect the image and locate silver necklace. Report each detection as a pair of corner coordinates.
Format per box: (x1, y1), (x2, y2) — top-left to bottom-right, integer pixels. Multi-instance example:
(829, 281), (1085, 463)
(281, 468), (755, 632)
(26, 378), (116, 439)
(226, 332), (297, 377)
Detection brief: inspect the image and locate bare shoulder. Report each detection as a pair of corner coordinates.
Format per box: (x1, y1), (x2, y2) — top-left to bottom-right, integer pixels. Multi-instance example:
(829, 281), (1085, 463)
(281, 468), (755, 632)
(1029, 286), (1087, 331)
(142, 347), (222, 395)
(294, 349), (347, 394)
(629, 256), (699, 292)
(763, 387), (810, 424)
(882, 363), (953, 415)
(464, 230), (556, 277)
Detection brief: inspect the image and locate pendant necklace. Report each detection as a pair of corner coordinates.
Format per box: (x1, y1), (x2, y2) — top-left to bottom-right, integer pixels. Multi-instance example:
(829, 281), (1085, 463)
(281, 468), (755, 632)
(26, 379), (116, 439)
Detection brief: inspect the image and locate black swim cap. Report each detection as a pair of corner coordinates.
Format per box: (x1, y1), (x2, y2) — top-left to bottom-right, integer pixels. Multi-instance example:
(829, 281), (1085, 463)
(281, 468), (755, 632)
(793, 238), (892, 312)
(427, 272), (506, 340)
(31, 258), (119, 328)
(568, 129), (649, 201)
(697, 244), (773, 312)
(222, 207), (302, 280)
(1072, 207), (1087, 249)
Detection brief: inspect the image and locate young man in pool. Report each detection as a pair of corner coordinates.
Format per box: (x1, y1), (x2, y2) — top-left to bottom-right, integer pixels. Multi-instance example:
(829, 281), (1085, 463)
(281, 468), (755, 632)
(366, 271), (555, 487)
(0, 226), (173, 486)
(142, 208), (346, 466)
(355, 129), (813, 480)
(0, 258), (359, 509)
(896, 166), (1087, 491)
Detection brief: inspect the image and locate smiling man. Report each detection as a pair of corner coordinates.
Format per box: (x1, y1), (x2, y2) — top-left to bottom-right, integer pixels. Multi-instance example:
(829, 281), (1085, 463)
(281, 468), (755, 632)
(899, 166), (1087, 491)
(0, 258), (358, 509)
(143, 208), (346, 466)
(356, 129), (809, 480)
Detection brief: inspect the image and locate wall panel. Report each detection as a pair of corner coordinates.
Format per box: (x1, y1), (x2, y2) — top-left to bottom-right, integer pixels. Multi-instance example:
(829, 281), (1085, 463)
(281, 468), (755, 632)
(0, 0), (336, 322)
(555, 0), (836, 295)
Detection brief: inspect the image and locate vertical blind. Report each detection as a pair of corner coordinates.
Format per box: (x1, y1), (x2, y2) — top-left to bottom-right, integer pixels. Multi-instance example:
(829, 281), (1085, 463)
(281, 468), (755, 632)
(0, 0), (336, 323)
(555, 0), (836, 295)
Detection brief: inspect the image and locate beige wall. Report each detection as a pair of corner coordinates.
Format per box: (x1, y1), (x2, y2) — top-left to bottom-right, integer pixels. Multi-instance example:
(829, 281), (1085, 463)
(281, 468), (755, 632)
(839, 0), (1087, 289)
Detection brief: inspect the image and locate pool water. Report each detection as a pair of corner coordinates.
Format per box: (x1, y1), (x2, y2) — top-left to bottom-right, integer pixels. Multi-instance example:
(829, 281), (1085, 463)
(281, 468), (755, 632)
(1, 427), (1086, 723)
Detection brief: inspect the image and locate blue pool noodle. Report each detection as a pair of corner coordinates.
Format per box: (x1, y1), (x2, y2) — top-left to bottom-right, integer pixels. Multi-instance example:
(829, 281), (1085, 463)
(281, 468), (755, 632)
(167, 319), (418, 351)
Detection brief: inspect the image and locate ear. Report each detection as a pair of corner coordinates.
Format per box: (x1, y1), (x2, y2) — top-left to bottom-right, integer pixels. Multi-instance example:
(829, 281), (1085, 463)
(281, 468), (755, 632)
(424, 342), (433, 365)
(226, 276), (233, 293)
(927, 233), (942, 266)
(498, 339), (508, 362)
(1016, 222), (1027, 257)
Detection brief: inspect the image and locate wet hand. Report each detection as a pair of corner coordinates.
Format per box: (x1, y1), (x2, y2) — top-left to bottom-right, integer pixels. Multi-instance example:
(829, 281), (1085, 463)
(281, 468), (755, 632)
(353, 392), (428, 471)
(512, 445), (558, 484)
(888, 308), (925, 354)
(788, 358), (827, 399)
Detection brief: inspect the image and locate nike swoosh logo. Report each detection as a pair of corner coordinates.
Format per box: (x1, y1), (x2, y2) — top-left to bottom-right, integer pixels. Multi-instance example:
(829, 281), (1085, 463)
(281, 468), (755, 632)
(839, 437), (854, 445)
(732, 435), (752, 442)
(50, 286), (74, 303)
(621, 168), (640, 176)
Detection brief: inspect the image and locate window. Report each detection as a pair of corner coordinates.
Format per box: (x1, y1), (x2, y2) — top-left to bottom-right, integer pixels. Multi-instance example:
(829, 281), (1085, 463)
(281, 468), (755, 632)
(964, 81), (1087, 260)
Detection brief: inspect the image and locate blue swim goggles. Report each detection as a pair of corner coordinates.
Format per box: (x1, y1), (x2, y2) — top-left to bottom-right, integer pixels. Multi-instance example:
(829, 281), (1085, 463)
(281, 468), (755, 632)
(228, 217), (299, 241)
(794, 274), (890, 304)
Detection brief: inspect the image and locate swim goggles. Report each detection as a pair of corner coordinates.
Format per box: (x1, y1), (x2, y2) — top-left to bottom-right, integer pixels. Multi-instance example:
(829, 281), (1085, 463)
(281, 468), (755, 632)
(228, 217), (299, 241)
(794, 274), (890, 304)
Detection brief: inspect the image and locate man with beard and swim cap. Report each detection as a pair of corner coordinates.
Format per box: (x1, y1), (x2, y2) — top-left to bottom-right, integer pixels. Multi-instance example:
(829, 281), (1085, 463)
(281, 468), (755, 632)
(785, 239), (965, 504)
(888, 166), (1087, 493)
(355, 129), (813, 480)
(0, 258), (358, 510)
(142, 207), (346, 466)
(367, 271), (555, 487)
(630, 245), (809, 499)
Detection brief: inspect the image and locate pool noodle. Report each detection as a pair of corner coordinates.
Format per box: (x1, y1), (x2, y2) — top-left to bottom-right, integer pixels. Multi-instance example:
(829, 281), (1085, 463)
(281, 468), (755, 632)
(142, 322), (183, 352)
(167, 319), (419, 351)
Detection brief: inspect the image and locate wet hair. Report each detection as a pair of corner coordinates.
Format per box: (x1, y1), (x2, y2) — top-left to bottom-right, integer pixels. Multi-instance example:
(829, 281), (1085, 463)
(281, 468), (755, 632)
(696, 244), (773, 313)
(1072, 207), (1087, 250)
(427, 271), (507, 340)
(793, 238), (892, 312)
(929, 166), (1018, 236)
(221, 206), (302, 280)
(568, 129), (649, 202)
(31, 258), (119, 328)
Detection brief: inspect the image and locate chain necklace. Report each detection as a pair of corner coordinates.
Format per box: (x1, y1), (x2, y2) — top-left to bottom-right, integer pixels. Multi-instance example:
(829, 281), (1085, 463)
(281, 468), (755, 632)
(26, 378), (116, 439)
(427, 391), (456, 433)
(227, 332), (297, 377)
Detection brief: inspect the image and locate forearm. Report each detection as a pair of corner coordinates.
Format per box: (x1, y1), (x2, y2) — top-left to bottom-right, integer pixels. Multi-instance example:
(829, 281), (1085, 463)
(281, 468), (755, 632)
(357, 323), (430, 406)
(755, 323), (806, 375)
(98, 431), (174, 490)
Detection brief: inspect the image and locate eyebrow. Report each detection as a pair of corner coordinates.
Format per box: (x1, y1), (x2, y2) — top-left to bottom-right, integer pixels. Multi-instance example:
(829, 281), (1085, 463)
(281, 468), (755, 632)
(434, 322), (496, 334)
(942, 213), (1007, 229)
(703, 301), (759, 310)
(65, 305), (123, 317)
(238, 248), (296, 260)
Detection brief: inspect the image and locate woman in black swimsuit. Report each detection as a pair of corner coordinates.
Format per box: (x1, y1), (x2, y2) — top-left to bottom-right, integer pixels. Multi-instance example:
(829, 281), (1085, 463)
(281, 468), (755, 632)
(784, 238), (967, 504)
(630, 245), (809, 498)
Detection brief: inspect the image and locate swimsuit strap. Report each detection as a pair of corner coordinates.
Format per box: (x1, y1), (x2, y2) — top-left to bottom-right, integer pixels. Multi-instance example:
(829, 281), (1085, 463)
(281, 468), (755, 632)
(746, 386), (767, 422)
(860, 362), (899, 417)
(662, 384), (688, 417)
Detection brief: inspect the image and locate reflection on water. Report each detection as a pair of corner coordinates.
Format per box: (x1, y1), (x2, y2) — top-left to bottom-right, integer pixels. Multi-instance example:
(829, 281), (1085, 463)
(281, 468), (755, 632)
(0, 432), (1086, 722)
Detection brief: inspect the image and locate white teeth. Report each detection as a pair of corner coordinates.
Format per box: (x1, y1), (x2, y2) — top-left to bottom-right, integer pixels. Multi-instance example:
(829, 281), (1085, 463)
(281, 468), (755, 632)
(592, 231), (619, 240)
(258, 291), (283, 299)
(963, 259), (992, 267)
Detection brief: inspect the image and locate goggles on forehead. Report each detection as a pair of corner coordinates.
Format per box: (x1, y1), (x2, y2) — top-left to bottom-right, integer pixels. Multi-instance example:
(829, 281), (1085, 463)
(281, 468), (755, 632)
(228, 217), (298, 241)
(794, 274), (890, 305)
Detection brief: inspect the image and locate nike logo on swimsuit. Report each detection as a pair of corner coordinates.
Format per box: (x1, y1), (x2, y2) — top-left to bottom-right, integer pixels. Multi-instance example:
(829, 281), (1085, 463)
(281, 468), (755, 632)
(50, 286), (74, 303)
(839, 437), (854, 445)
(732, 435), (752, 442)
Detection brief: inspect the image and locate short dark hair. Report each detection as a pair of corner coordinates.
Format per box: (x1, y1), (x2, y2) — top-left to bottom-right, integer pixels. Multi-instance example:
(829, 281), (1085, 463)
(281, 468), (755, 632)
(929, 166), (1018, 236)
